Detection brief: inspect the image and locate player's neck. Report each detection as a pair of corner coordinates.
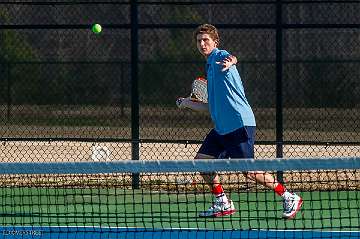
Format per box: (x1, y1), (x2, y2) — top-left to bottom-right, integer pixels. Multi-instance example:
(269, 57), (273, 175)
(204, 48), (217, 59)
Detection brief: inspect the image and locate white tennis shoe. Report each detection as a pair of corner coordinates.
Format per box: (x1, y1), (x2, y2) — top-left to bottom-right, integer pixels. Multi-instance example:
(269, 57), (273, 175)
(199, 199), (236, 218)
(282, 192), (303, 219)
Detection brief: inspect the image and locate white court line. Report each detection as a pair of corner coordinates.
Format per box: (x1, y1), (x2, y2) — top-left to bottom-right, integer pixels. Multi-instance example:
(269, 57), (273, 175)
(2, 226), (360, 233)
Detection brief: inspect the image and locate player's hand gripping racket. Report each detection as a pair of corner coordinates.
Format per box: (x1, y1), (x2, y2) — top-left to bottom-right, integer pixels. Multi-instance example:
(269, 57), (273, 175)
(176, 77), (208, 108)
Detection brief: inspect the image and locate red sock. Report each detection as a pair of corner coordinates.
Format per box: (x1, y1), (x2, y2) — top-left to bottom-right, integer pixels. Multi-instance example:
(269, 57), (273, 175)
(211, 184), (224, 196)
(274, 183), (286, 196)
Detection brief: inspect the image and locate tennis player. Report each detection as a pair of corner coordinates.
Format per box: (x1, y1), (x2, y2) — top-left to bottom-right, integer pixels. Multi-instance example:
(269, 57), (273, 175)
(176, 24), (303, 219)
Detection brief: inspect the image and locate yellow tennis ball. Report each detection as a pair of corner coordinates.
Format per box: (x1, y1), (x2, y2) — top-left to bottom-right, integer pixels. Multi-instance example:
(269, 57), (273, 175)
(92, 24), (102, 34)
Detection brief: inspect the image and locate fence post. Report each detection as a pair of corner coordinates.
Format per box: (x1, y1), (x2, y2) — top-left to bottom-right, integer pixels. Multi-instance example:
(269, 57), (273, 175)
(276, 0), (284, 183)
(6, 63), (12, 122)
(131, 0), (140, 189)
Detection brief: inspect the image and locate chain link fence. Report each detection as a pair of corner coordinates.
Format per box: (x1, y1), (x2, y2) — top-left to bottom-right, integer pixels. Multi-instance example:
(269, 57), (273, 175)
(0, 0), (359, 163)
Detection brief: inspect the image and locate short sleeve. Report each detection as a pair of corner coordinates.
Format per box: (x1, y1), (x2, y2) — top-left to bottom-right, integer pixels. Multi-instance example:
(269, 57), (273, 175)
(216, 50), (231, 62)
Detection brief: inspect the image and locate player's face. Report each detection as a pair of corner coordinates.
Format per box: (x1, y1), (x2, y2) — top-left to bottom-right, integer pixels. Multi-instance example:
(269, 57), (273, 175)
(196, 33), (218, 58)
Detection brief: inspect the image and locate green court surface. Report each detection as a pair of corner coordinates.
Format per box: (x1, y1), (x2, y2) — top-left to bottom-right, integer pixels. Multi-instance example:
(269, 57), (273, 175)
(1, 187), (359, 231)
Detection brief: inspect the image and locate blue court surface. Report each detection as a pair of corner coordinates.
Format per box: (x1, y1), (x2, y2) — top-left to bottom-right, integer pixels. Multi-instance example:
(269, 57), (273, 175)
(1, 227), (360, 239)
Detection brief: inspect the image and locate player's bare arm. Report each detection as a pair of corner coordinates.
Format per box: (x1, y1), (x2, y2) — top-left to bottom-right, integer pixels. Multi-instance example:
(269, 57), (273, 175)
(176, 77), (209, 112)
(176, 97), (209, 112)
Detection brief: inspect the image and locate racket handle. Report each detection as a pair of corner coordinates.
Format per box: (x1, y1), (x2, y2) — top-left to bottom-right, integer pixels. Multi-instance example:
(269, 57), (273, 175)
(176, 97), (186, 108)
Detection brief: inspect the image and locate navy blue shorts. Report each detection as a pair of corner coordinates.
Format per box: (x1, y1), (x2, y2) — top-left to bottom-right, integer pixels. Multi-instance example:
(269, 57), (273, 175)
(198, 126), (256, 159)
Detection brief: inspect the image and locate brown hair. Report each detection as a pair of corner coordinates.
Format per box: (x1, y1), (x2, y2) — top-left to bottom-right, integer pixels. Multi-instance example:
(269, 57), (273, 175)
(193, 24), (220, 46)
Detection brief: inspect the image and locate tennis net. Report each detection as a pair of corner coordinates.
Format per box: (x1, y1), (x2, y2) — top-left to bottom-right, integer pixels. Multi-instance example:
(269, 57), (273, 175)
(0, 157), (359, 239)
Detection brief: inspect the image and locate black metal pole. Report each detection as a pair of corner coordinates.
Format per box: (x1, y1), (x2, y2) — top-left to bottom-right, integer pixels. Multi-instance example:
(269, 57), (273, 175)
(276, 0), (284, 183)
(6, 63), (11, 122)
(131, 0), (140, 189)
(120, 62), (124, 117)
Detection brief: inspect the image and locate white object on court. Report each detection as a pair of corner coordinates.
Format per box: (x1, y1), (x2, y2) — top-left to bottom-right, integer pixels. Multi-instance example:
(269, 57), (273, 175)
(91, 145), (111, 161)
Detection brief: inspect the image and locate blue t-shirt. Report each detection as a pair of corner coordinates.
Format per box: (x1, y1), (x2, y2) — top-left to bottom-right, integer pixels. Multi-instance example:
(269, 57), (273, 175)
(206, 48), (256, 135)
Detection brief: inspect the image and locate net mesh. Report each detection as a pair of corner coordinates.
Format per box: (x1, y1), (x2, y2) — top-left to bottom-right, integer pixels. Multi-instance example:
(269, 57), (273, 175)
(0, 158), (359, 237)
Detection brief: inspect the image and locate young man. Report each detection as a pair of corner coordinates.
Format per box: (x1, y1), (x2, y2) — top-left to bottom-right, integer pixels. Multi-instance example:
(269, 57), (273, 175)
(176, 24), (302, 219)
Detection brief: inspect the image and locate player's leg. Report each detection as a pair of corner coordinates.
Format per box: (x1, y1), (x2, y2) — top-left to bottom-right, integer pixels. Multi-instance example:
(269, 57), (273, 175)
(244, 171), (303, 219)
(196, 130), (235, 217)
(232, 126), (302, 219)
(223, 126), (302, 219)
(196, 153), (236, 217)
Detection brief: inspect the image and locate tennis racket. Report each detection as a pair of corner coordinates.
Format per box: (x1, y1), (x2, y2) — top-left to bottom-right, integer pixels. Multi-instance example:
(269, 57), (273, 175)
(189, 77), (208, 103)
